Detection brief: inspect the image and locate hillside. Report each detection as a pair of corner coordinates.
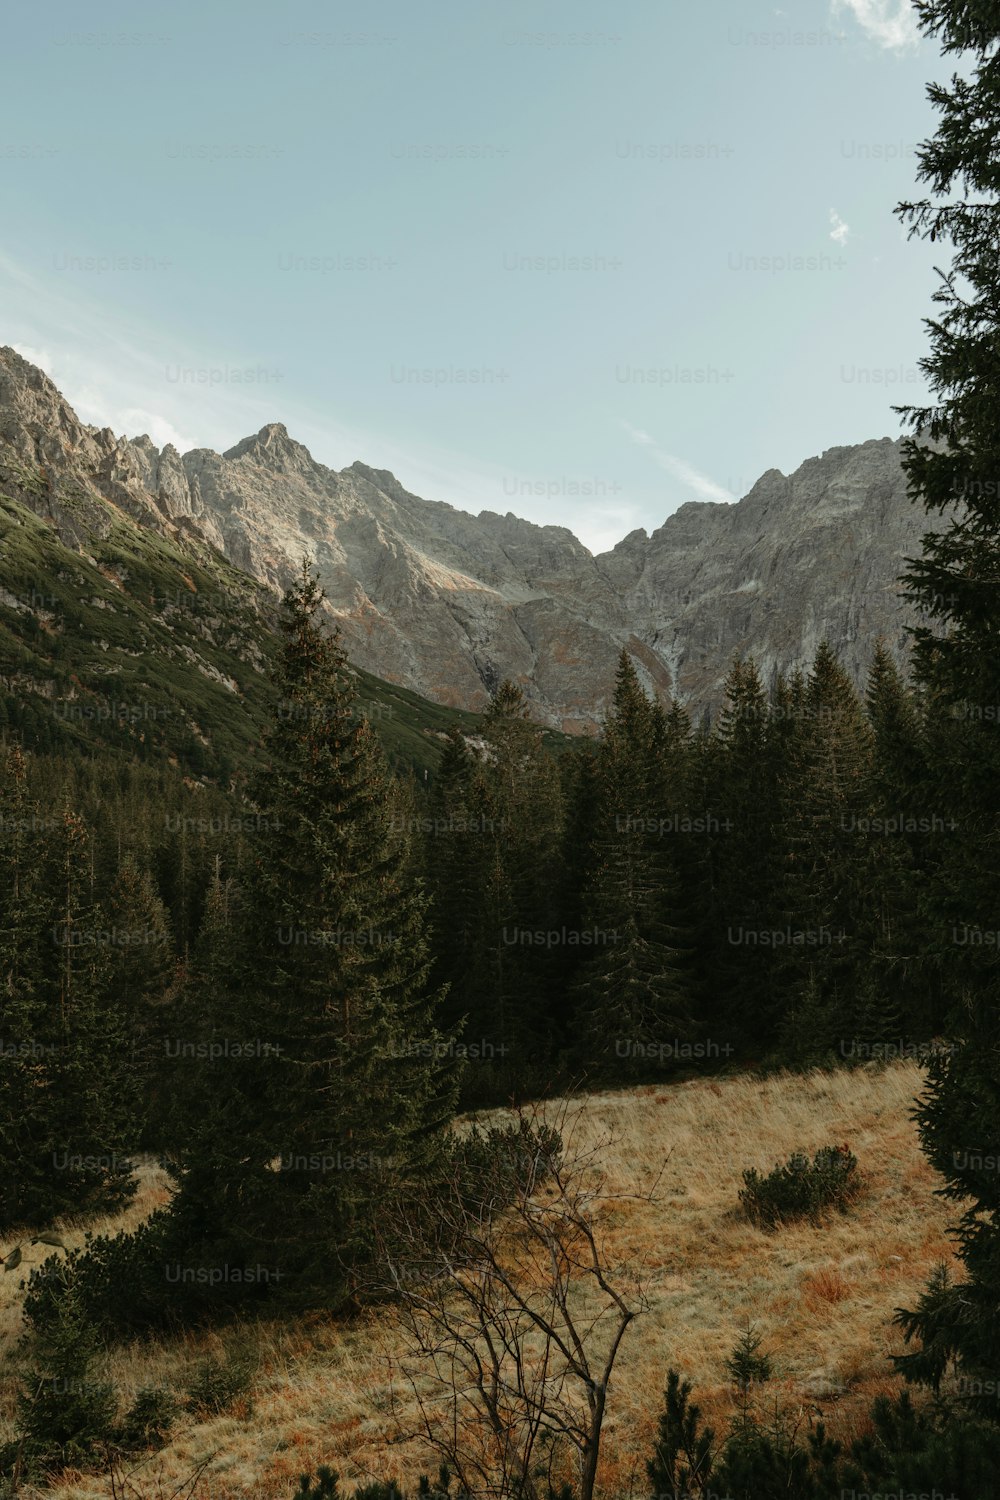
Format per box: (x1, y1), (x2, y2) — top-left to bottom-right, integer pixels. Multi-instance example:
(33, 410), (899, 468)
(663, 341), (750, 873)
(0, 1061), (954, 1498)
(0, 469), (498, 784)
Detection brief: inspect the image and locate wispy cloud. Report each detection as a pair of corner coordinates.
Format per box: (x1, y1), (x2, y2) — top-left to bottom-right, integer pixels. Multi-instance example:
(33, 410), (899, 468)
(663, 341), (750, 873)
(0, 251), (678, 553)
(0, 250), (300, 458)
(621, 422), (735, 504)
(832, 0), (920, 51)
(829, 209), (851, 246)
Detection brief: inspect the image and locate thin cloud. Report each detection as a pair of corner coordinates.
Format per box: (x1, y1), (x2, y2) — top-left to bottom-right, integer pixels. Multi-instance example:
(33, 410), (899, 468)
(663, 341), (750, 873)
(830, 209), (851, 246)
(832, 0), (920, 51)
(621, 422), (735, 504)
(0, 251), (682, 552)
(0, 250), (298, 457)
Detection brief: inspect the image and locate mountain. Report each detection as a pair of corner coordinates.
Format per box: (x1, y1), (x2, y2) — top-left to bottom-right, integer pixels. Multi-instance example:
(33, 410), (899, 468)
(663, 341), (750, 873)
(0, 347), (943, 731)
(0, 352), (494, 780)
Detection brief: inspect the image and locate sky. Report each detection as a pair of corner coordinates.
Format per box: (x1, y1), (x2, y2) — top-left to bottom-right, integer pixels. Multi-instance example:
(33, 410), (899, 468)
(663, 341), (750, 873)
(0, 0), (948, 553)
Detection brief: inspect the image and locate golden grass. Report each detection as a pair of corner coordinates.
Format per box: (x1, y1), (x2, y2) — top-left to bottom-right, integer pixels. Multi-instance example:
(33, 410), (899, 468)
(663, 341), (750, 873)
(0, 1061), (956, 1499)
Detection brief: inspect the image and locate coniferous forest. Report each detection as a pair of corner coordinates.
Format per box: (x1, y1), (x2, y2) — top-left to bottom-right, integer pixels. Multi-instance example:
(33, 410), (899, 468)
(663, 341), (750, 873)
(4, 1), (1000, 1496)
(0, 605), (974, 1241)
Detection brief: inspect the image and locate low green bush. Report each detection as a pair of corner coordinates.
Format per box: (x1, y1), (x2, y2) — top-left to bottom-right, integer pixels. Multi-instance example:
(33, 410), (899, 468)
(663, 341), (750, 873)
(22, 1213), (177, 1343)
(22, 1205), (273, 1344)
(448, 1117), (563, 1211)
(116, 1385), (179, 1449)
(185, 1346), (256, 1417)
(739, 1143), (860, 1228)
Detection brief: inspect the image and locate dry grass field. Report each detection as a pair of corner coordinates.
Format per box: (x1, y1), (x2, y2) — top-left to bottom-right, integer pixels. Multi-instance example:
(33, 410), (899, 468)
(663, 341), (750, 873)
(0, 1060), (957, 1499)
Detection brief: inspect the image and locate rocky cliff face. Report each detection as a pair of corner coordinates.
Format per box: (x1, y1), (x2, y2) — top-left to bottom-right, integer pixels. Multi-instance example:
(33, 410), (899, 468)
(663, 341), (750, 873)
(600, 439), (936, 720)
(0, 346), (941, 730)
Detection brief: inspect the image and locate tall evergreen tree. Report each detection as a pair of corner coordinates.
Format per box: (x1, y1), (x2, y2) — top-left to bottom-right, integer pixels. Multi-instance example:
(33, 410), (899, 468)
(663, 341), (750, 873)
(573, 653), (695, 1078)
(891, 3), (1000, 1411)
(424, 725), (490, 1043)
(551, 738), (602, 1043)
(701, 656), (783, 1050)
(0, 746), (57, 1228)
(0, 753), (137, 1229)
(165, 563), (459, 1309)
(773, 643), (874, 1059)
(104, 852), (174, 1140)
(42, 808), (138, 1213)
(856, 646), (934, 1046)
(427, 682), (562, 1097)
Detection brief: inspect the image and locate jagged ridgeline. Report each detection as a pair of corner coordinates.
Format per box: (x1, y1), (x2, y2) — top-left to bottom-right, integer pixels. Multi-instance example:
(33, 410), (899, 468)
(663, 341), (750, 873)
(0, 347), (576, 779)
(0, 346), (947, 739)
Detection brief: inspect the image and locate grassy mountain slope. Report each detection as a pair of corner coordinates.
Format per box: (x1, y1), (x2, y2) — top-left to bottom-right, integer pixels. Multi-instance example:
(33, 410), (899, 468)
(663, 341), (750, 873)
(0, 1061), (952, 1498)
(0, 486), (499, 783)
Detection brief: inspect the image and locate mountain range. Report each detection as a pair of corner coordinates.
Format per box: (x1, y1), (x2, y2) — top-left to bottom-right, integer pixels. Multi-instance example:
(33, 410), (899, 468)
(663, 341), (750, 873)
(0, 345), (942, 732)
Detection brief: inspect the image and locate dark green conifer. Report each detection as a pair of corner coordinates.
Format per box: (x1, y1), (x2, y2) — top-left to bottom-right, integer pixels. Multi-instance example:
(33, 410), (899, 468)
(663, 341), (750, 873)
(703, 656), (783, 1049)
(574, 653), (695, 1076)
(773, 643), (874, 1060)
(168, 563), (459, 1307)
(889, 1), (1000, 1409)
(0, 758), (136, 1228)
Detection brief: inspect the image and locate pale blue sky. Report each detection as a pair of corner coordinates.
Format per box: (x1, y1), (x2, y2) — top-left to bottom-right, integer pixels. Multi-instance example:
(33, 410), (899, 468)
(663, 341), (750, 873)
(1, 0), (942, 551)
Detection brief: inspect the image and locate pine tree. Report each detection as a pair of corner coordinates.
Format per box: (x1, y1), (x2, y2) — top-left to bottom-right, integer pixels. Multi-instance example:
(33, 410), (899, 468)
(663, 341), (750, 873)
(166, 563), (459, 1308)
(551, 740), (602, 1043)
(430, 682), (562, 1096)
(702, 656), (783, 1050)
(157, 862), (275, 1313)
(890, 3), (1000, 1410)
(0, 760), (137, 1229)
(573, 653), (695, 1077)
(772, 643), (874, 1061)
(104, 853), (174, 1140)
(42, 808), (137, 1214)
(423, 726), (486, 1042)
(0, 747), (57, 1228)
(646, 1370), (716, 1500)
(857, 646), (932, 1046)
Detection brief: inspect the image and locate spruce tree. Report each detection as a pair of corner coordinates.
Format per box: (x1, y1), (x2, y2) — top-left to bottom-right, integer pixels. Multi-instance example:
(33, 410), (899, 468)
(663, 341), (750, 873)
(431, 681), (562, 1097)
(0, 759), (137, 1229)
(857, 646), (932, 1047)
(104, 853), (174, 1140)
(157, 861), (275, 1315)
(702, 656), (783, 1050)
(890, 3), (1000, 1410)
(773, 643), (874, 1061)
(573, 652), (695, 1078)
(423, 726), (487, 1043)
(0, 747), (57, 1228)
(166, 563), (459, 1309)
(551, 739), (602, 1042)
(42, 808), (137, 1215)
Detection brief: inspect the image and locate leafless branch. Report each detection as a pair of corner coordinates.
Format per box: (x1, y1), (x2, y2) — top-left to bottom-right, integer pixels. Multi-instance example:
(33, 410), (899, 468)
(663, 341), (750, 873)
(372, 1099), (656, 1500)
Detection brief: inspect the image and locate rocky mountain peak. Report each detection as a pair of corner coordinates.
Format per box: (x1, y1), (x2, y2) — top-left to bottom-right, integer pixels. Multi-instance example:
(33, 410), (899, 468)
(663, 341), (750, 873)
(0, 346), (97, 466)
(223, 422), (314, 471)
(0, 349), (946, 730)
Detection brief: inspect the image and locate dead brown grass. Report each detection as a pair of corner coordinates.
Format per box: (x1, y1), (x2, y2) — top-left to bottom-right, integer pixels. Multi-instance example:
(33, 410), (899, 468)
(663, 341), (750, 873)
(0, 1060), (955, 1499)
(801, 1267), (852, 1309)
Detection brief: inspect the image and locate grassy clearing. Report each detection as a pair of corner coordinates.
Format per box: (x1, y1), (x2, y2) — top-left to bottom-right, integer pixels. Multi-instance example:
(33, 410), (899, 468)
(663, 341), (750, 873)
(0, 1060), (953, 1498)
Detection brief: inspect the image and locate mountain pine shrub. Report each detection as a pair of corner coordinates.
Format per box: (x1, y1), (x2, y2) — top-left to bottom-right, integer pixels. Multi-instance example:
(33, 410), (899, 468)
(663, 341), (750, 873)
(739, 1143), (860, 1228)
